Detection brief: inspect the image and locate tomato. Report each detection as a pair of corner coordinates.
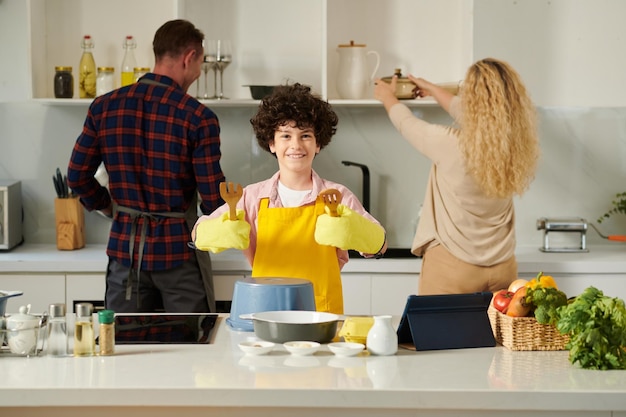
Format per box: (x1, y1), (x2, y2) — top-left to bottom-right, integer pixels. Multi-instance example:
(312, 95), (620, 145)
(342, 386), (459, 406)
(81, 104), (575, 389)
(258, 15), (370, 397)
(493, 290), (514, 313)
(506, 287), (532, 317)
(508, 278), (529, 293)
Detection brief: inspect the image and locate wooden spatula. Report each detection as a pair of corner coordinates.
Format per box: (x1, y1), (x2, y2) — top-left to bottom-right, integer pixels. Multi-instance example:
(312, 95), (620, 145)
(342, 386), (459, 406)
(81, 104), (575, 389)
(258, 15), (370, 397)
(319, 188), (342, 217)
(219, 182), (243, 220)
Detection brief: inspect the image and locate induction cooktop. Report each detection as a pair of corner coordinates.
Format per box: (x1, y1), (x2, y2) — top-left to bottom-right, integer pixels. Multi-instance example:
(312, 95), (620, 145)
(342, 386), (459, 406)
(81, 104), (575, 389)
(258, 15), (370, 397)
(108, 313), (219, 344)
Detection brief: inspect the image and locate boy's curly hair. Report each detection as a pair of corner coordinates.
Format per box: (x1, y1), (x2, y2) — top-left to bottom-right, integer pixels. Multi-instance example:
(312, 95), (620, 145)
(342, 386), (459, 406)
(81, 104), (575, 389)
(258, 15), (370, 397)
(250, 83), (338, 154)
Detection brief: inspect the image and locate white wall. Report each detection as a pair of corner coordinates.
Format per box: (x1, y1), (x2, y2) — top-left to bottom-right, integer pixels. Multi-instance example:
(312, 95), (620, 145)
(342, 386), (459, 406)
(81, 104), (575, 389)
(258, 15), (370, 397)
(473, 0), (626, 107)
(1, 0), (625, 251)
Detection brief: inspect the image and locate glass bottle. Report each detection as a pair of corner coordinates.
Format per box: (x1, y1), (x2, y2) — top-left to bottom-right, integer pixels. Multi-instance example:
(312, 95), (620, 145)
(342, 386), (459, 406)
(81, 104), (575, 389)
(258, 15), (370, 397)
(54, 66), (74, 98)
(133, 67), (150, 82)
(366, 315), (398, 356)
(46, 303), (68, 357)
(120, 35), (137, 87)
(98, 309), (115, 356)
(79, 35), (96, 98)
(96, 67), (115, 96)
(74, 302), (95, 357)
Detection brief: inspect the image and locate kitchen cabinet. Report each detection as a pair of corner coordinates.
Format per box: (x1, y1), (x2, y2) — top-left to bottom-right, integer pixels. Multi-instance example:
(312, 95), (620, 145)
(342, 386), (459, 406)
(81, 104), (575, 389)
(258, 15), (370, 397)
(0, 274), (65, 314)
(27, 0), (469, 106)
(65, 273), (105, 312)
(371, 273), (417, 315)
(341, 273), (371, 315)
(519, 273), (626, 301)
(341, 273), (419, 316)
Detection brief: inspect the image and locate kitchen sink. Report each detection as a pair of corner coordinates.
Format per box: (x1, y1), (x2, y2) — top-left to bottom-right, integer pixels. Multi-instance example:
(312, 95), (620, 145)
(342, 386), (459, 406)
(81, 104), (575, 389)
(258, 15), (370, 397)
(348, 248), (418, 259)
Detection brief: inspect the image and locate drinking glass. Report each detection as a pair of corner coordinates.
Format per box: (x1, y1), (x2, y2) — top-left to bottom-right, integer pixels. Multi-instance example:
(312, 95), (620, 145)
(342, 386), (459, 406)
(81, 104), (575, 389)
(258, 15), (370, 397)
(215, 40), (232, 99)
(204, 40), (218, 99)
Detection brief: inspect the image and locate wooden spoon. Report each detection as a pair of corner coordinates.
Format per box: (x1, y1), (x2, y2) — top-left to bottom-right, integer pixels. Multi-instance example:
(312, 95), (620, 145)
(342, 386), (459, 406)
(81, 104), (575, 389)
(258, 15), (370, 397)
(319, 188), (342, 217)
(219, 182), (243, 220)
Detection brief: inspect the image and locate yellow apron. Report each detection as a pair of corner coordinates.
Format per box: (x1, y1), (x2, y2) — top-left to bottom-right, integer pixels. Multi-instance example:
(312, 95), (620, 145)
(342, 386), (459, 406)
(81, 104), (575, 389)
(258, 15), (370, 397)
(252, 197), (343, 314)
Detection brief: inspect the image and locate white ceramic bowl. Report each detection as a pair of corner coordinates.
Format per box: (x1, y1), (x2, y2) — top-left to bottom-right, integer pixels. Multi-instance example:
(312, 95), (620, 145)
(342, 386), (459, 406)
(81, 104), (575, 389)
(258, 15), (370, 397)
(328, 342), (365, 357)
(283, 341), (321, 356)
(238, 340), (275, 356)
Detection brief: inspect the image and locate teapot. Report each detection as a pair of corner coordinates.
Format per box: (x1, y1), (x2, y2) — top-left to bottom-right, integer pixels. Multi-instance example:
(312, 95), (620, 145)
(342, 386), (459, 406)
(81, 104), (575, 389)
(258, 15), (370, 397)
(336, 41), (380, 99)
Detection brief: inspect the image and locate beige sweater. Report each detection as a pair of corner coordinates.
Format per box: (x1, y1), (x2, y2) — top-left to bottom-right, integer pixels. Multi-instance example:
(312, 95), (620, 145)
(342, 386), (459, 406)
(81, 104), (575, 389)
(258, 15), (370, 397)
(388, 99), (515, 266)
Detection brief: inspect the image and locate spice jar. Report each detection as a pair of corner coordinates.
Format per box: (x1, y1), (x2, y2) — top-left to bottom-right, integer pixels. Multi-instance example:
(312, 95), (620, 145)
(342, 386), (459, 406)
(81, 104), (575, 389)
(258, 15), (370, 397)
(97, 309), (115, 356)
(96, 67), (115, 96)
(133, 67), (150, 82)
(54, 66), (74, 98)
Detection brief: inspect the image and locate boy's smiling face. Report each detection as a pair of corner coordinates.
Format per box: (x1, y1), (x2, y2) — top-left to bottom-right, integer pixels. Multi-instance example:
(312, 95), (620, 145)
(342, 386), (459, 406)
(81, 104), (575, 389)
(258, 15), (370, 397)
(270, 122), (320, 175)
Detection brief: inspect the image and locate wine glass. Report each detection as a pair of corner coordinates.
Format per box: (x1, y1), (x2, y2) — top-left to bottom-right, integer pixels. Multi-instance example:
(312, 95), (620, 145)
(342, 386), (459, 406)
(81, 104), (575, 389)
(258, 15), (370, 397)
(215, 40), (232, 100)
(197, 58), (211, 99)
(204, 40), (218, 99)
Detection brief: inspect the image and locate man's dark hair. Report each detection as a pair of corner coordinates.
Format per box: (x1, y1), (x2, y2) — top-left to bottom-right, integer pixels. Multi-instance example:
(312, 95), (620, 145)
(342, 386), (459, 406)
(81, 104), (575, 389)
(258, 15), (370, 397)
(153, 19), (204, 60)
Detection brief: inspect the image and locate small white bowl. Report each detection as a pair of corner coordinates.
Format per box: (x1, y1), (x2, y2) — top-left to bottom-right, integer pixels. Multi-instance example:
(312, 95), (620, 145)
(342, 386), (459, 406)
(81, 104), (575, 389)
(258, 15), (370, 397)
(328, 342), (365, 357)
(238, 340), (275, 356)
(283, 341), (321, 356)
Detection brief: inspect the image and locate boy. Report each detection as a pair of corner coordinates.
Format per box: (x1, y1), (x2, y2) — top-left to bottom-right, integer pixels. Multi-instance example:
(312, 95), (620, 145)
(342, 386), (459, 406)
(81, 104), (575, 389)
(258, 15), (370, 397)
(193, 83), (386, 314)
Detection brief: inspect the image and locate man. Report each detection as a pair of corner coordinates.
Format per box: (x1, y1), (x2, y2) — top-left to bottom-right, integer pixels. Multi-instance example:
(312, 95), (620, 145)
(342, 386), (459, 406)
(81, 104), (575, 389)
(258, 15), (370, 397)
(67, 19), (225, 313)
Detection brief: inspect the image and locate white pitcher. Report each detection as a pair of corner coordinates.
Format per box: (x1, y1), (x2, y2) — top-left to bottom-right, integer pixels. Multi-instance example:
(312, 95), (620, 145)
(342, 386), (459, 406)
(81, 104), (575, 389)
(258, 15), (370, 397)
(336, 41), (380, 100)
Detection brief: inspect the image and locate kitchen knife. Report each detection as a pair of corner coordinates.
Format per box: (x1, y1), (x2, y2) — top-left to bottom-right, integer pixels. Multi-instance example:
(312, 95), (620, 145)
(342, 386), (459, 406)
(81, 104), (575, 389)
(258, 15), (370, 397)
(52, 175), (62, 198)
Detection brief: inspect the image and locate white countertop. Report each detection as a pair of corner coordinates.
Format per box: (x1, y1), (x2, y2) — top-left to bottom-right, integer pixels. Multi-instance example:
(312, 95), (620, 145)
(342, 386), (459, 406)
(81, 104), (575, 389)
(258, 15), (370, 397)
(0, 315), (625, 416)
(1, 243), (625, 274)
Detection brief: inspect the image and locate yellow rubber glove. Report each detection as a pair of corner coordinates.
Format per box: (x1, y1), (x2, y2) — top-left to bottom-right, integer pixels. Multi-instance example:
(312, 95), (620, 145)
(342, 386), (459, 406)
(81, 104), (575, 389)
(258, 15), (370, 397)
(194, 210), (250, 253)
(314, 205), (385, 254)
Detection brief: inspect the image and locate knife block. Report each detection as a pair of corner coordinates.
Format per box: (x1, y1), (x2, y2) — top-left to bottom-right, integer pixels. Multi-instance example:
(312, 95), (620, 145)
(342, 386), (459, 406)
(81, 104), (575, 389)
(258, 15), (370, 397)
(54, 197), (85, 250)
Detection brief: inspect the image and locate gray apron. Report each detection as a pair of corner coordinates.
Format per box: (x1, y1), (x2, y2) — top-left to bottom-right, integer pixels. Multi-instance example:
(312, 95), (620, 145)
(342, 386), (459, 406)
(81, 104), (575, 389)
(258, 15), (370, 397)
(115, 193), (215, 312)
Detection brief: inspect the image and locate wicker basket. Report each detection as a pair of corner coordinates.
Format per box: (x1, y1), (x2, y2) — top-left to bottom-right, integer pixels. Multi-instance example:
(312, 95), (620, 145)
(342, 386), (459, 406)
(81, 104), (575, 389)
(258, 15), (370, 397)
(487, 305), (569, 351)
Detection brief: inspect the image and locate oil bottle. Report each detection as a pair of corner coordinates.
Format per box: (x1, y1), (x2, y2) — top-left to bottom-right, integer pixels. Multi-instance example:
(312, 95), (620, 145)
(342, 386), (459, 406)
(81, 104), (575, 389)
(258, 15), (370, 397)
(120, 35), (137, 87)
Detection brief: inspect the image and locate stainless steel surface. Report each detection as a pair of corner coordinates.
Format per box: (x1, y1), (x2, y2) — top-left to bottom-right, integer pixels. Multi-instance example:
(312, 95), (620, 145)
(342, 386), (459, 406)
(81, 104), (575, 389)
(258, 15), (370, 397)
(537, 217), (588, 252)
(0, 180), (23, 250)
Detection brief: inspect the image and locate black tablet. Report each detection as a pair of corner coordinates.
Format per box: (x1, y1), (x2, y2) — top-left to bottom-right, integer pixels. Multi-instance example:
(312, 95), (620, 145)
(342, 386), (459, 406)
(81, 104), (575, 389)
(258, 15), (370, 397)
(397, 292), (495, 351)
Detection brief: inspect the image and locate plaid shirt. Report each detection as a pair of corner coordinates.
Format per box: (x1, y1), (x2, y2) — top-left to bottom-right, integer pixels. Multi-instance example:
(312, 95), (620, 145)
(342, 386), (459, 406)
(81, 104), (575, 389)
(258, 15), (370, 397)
(68, 73), (225, 271)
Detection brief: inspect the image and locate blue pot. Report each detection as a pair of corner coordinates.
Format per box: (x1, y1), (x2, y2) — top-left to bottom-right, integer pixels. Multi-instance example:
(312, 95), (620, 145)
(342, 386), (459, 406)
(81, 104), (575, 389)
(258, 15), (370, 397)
(226, 277), (315, 332)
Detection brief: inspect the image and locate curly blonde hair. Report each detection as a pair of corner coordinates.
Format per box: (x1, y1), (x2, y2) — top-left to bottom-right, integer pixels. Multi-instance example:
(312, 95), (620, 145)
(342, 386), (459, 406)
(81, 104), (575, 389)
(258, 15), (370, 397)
(459, 58), (539, 198)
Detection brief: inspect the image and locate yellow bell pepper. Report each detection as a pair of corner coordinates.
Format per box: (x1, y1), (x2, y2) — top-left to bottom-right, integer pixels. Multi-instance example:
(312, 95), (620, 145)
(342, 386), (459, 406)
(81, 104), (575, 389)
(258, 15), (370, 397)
(525, 271), (558, 290)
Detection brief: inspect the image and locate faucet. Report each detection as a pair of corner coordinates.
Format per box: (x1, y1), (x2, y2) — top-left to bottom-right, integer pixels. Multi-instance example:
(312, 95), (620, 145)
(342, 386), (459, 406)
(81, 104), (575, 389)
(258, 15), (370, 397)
(341, 160), (370, 212)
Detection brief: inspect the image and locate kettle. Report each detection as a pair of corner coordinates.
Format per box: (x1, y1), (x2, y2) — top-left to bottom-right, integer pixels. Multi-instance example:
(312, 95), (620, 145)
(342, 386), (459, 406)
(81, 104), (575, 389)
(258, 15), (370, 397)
(336, 40), (380, 99)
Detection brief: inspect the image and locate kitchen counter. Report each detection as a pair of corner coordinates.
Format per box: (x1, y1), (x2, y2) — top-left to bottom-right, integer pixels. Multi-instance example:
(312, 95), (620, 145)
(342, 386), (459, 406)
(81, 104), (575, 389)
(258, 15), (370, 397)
(1, 243), (626, 274)
(0, 315), (625, 417)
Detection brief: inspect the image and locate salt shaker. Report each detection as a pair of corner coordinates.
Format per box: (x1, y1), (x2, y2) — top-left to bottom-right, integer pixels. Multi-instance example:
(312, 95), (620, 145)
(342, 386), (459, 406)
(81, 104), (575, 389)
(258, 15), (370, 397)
(46, 303), (68, 357)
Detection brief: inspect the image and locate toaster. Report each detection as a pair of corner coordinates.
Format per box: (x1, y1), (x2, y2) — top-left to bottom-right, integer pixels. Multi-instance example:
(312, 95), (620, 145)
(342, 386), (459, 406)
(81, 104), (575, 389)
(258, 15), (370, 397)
(536, 217), (588, 253)
(0, 180), (24, 250)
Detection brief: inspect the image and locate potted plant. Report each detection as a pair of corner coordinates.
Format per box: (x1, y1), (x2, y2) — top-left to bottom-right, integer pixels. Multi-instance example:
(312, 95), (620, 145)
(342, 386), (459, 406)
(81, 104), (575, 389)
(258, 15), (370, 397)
(597, 192), (626, 223)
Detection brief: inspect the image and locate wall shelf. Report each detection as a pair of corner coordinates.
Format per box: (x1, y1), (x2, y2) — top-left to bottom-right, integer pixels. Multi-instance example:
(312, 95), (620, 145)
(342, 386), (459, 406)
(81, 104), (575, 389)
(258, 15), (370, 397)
(27, 0), (469, 101)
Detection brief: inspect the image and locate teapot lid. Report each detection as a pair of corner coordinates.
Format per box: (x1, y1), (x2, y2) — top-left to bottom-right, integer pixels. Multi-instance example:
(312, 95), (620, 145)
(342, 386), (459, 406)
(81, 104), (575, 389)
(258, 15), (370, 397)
(338, 40), (366, 48)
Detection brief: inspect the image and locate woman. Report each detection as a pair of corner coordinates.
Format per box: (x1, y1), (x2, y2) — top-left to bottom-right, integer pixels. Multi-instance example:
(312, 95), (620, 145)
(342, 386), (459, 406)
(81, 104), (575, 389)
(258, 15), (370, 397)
(374, 58), (539, 295)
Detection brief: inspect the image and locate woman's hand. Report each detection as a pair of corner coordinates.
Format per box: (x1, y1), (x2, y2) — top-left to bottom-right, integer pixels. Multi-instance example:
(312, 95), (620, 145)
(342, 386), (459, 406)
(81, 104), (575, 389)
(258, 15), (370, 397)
(408, 75), (436, 98)
(373, 76), (400, 112)
(408, 74), (456, 113)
